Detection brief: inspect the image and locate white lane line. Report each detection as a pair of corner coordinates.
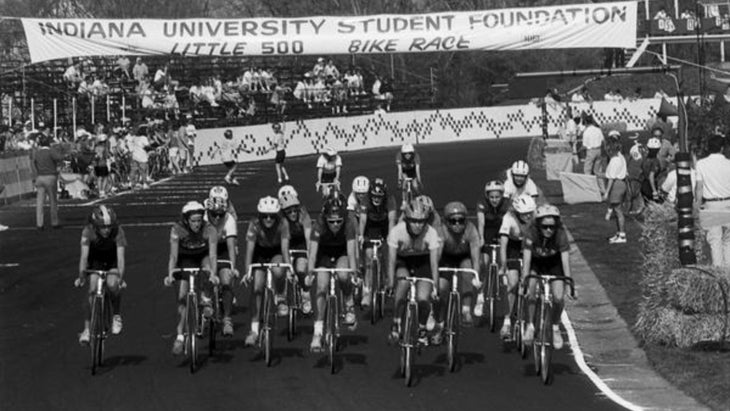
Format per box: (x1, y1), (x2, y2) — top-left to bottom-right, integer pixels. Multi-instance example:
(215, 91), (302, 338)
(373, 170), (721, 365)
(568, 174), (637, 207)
(562, 311), (645, 411)
(0, 263), (19, 267)
(6, 221), (248, 230)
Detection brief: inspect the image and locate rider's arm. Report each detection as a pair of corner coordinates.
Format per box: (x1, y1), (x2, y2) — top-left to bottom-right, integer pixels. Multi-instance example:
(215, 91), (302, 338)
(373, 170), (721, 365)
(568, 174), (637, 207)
(207, 226), (218, 280)
(79, 244), (89, 281)
(226, 236), (237, 269)
(387, 245), (397, 288)
(499, 235), (509, 273)
(358, 210), (367, 239)
(468, 225), (481, 271)
(303, 210), (313, 251)
(281, 219), (291, 265)
(334, 166), (341, 184)
(308, 240), (319, 273)
(316, 166), (323, 186)
(561, 251), (571, 279)
(168, 228), (179, 279)
(429, 247), (440, 289)
(415, 162), (422, 184)
(116, 245), (126, 279)
(476, 208), (485, 246)
(347, 239), (358, 270)
(522, 248), (532, 280)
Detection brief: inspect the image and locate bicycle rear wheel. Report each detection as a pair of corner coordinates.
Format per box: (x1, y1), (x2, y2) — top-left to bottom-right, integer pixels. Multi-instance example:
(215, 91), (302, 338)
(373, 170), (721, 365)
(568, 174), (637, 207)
(514, 293), (527, 358)
(533, 301), (543, 375)
(370, 262), (379, 325)
(287, 279), (298, 342)
(486, 265), (498, 332)
(540, 304), (554, 385)
(209, 287), (220, 356)
(187, 294), (199, 373)
(326, 295), (338, 374)
(402, 302), (417, 386)
(89, 295), (104, 375)
(263, 289), (274, 367)
(446, 293), (460, 373)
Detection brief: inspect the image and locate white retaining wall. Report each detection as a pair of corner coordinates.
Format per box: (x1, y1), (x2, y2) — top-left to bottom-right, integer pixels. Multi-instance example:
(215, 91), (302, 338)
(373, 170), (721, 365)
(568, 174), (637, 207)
(193, 98), (662, 166)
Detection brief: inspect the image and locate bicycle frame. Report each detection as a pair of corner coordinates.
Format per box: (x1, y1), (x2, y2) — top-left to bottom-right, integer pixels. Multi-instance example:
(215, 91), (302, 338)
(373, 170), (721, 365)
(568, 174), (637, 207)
(312, 267), (357, 374)
(171, 267), (206, 373)
(438, 268), (481, 372)
(84, 269), (111, 375)
(318, 181), (340, 199)
(247, 262), (293, 367)
(288, 250), (308, 340)
(363, 239), (385, 323)
(401, 177), (416, 204)
(397, 276), (435, 387)
(483, 243), (503, 332)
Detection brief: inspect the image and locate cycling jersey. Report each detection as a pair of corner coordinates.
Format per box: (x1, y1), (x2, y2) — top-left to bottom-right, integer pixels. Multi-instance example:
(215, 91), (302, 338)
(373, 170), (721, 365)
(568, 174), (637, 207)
(396, 152), (420, 179)
(388, 221), (440, 278)
(361, 194), (397, 240)
(476, 198), (510, 245)
(523, 224), (570, 276)
(499, 212), (530, 269)
(171, 222), (217, 268)
(283, 205), (311, 250)
(316, 154), (342, 183)
(504, 172), (539, 199)
(438, 221), (479, 258)
(311, 215), (357, 267)
(246, 218), (290, 262)
(205, 212), (237, 258)
(81, 225), (127, 270)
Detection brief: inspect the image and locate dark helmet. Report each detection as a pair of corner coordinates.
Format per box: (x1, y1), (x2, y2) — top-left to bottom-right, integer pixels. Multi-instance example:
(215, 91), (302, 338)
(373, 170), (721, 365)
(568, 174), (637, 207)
(369, 178), (387, 198)
(90, 205), (117, 229)
(322, 195), (346, 220)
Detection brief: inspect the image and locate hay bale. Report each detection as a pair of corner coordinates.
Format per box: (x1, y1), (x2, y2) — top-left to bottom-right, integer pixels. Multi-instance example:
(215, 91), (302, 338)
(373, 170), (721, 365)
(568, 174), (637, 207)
(640, 202), (680, 302)
(667, 267), (730, 314)
(635, 307), (680, 346)
(675, 312), (728, 348)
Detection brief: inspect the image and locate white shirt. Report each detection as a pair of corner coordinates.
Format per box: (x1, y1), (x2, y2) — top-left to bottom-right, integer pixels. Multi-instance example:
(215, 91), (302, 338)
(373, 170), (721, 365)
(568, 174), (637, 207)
(582, 125), (604, 149)
(498, 212), (528, 242)
(316, 155), (342, 173)
(605, 154), (627, 180)
(662, 168), (696, 203)
(129, 135), (149, 163)
(696, 153), (730, 199)
(205, 212), (238, 241)
(503, 172), (539, 199)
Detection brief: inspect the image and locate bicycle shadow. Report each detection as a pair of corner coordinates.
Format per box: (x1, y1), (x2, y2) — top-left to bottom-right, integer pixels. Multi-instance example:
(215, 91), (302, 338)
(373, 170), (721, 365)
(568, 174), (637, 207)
(269, 347), (306, 366)
(410, 364), (446, 387)
(93, 355), (147, 375)
(521, 361), (578, 378)
(339, 334), (368, 349)
(433, 351), (485, 372)
(312, 352), (367, 374)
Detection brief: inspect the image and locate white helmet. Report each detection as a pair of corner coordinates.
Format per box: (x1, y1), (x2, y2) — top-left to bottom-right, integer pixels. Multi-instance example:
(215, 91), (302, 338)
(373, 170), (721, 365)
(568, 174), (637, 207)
(535, 204), (560, 220)
(401, 143), (415, 154)
(278, 185), (298, 201)
(511, 194), (536, 214)
(324, 147), (337, 157)
(257, 196), (281, 214)
(484, 180), (505, 194)
(647, 137), (662, 149)
(279, 193), (300, 209)
(182, 201), (205, 219)
(511, 160), (530, 176)
(352, 176), (370, 194)
(629, 143), (643, 161)
(209, 186), (229, 203)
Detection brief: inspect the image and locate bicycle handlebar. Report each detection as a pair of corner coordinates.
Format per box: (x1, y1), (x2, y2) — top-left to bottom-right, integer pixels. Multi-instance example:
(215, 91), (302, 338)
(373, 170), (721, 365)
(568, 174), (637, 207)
(398, 276), (435, 286)
(289, 249), (308, 259)
(523, 274), (575, 299)
(438, 267), (482, 288)
(246, 263), (293, 277)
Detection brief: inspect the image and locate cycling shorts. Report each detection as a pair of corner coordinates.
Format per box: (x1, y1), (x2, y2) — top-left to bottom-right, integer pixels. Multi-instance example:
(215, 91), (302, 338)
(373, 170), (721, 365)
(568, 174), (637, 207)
(253, 245), (280, 263)
(532, 254), (565, 277)
(275, 150), (286, 164)
(396, 253), (431, 279)
(506, 239), (522, 270)
(87, 258), (117, 271)
(439, 253), (470, 270)
(316, 253), (347, 268)
(178, 252), (207, 269)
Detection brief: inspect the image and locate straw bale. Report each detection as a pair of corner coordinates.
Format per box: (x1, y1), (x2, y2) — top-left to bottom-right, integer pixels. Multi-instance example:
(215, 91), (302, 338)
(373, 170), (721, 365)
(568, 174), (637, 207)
(668, 268), (730, 314)
(635, 307), (680, 346)
(636, 307), (729, 348)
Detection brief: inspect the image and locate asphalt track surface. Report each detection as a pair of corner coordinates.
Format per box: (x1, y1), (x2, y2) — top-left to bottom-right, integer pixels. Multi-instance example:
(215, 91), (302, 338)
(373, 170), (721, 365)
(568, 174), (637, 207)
(0, 138), (624, 410)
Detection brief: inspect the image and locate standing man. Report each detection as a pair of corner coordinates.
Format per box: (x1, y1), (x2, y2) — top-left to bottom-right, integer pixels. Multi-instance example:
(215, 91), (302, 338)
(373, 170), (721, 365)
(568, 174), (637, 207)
(31, 133), (65, 230)
(132, 57), (148, 84)
(653, 127), (677, 171)
(695, 134), (730, 267)
(581, 115), (606, 193)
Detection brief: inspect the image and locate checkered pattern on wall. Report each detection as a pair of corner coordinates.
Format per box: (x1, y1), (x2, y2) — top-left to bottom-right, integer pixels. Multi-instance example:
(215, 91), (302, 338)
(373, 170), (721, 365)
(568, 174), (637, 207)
(194, 99), (660, 166)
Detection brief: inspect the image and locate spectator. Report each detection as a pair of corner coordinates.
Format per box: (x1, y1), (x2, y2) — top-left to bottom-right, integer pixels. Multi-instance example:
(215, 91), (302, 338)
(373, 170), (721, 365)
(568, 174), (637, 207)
(30, 131), (65, 230)
(641, 137), (663, 203)
(654, 7), (668, 20)
(324, 59), (340, 79)
(92, 138), (111, 198)
(331, 78), (348, 114)
(153, 64), (170, 91)
(132, 57), (149, 84)
(168, 120), (185, 175)
(626, 134), (646, 214)
(581, 115), (605, 192)
(294, 74), (313, 108)
(63, 62), (83, 90)
(312, 57), (326, 79)
(373, 76), (394, 111)
(128, 127), (150, 189)
(603, 137), (628, 244)
(652, 126), (677, 171)
(695, 134), (730, 267)
(185, 116), (197, 172)
(0, 124), (9, 152)
(115, 55), (131, 80)
(240, 66), (255, 92)
(270, 81), (290, 115)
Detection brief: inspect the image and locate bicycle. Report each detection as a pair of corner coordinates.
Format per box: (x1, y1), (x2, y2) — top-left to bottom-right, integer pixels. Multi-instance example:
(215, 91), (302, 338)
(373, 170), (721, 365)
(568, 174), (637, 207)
(438, 268), (482, 373)
(74, 269), (125, 375)
(481, 243), (504, 332)
(507, 260), (529, 358)
(400, 177), (417, 206)
(363, 239), (386, 324)
(287, 250), (308, 341)
(207, 259), (234, 353)
(168, 267), (213, 374)
(316, 181), (341, 199)
(395, 276), (435, 387)
(245, 262), (293, 367)
(311, 267), (357, 374)
(524, 274), (575, 385)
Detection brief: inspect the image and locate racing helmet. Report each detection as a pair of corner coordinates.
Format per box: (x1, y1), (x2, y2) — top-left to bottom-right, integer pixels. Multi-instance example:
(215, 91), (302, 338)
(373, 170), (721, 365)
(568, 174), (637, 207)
(647, 137), (662, 149)
(204, 197), (227, 214)
(535, 204), (560, 220)
(401, 143), (415, 154)
(352, 176), (370, 194)
(511, 194), (536, 214)
(404, 199), (429, 221)
(322, 196), (346, 220)
(279, 193), (301, 210)
(415, 195), (434, 214)
(278, 185), (298, 203)
(224, 129), (233, 138)
(484, 180), (505, 195)
(257, 196), (281, 214)
(369, 178), (387, 198)
(443, 201), (467, 219)
(511, 160), (530, 176)
(324, 147), (337, 158)
(209, 186), (229, 203)
(182, 201), (206, 221)
(90, 205), (118, 228)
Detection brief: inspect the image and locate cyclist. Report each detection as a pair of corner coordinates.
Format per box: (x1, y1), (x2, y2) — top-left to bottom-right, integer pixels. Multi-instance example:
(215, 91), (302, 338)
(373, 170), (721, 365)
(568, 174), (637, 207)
(204, 196), (239, 336)
(504, 160), (539, 200)
(315, 147), (342, 198)
(498, 193), (536, 341)
(522, 204), (573, 349)
(437, 201), (481, 330)
(358, 178), (398, 307)
(347, 175), (370, 223)
(165, 201), (219, 355)
(307, 194), (358, 352)
(387, 199), (441, 346)
(399, 194), (442, 229)
(396, 143), (422, 195)
(243, 196), (291, 346)
(475, 180), (510, 316)
(279, 191), (314, 314)
(209, 185), (237, 220)
(77, 205), (126, 345)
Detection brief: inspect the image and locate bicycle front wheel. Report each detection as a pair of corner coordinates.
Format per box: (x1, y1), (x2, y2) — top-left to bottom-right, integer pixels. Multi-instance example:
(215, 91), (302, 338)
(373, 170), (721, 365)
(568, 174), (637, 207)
(402, 302), (418, 386)
(263, 289), (274, 367)
(446, 293), (460, 373)
(533, 301), (543, 375)
(370, 262), (379, 325)
(89, 295), (104, 375)
(326, 295), (338, 374)
(287, 279), (298, 342)
(540, 304), (554, 385)
(486, 265), (498, 332)
(187, 294), (199, 374)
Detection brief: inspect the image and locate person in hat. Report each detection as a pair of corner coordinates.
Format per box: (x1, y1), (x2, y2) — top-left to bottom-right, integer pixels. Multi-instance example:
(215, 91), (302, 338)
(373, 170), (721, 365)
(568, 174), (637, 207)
(272, 122), (289, 184)
(695, 134), (730, 267)
(31, 129), (65, 229)
(581, 115), (606, 193)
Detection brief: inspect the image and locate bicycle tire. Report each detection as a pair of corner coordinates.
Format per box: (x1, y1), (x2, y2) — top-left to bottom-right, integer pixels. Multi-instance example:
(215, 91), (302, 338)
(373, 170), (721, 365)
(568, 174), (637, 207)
(209, 287), (219, 356)
(541, 303), (553, 385)
(89, 295), (104, 375)
(403, 302), (417, 386)
(446, 293), (459, 373)
(287, 279), (298, 342)
(326, 295), (337, 374)
(515, 293), (527, 358)
(263, 289), (274, 367)
(533, 301), (543, 375)
(370, 261), (379, 325)
(487, 265), (498, 332)
(187, 294), (199, 373)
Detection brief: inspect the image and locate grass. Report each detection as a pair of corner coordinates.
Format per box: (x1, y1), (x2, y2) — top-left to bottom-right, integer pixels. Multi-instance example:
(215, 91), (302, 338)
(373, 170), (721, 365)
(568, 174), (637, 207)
(533, 167), (730, 411)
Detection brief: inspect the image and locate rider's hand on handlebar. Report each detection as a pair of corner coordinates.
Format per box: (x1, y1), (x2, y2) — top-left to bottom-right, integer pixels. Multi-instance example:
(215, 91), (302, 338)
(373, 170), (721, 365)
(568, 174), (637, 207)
(163, 276), (174, 287)
(241, 273), (252, 286)
(209, 275), (220, 286)
(74, 276), (85, 288)
(231, 268), (240, 278)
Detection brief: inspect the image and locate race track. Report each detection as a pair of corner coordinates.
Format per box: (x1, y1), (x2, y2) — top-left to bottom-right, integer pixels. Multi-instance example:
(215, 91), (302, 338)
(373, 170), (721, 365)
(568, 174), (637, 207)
(0, 137), (625, 410)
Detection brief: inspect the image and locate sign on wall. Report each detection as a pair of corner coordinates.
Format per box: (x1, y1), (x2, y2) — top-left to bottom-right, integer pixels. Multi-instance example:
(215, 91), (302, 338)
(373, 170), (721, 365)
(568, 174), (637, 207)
(21, 2), (637, 63)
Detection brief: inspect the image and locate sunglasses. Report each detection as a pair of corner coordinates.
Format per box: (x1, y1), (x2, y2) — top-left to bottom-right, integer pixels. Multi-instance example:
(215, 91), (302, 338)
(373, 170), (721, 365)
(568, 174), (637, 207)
(540, 224), (556, 231)
(327, 218), (344, 224)
(209, 211), (225, 218)
(259, 214), (277, 220)
(406, 218), (427, 224)
(98, 224), (113, 230)
(284, 207), (300, 215)
(448, 218), (466, 226)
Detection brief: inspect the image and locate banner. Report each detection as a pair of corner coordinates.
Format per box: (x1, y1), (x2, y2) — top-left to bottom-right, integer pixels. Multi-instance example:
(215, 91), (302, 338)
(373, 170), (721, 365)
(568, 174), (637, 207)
(21, 2), (637, 63)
